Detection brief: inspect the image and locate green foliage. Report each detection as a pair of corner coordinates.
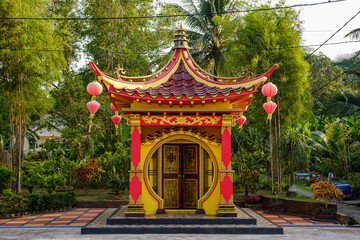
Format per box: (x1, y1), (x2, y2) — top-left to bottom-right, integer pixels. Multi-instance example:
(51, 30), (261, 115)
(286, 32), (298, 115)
(238, 169), (260, 195)
(310, 180), (343, 209)
(0, 166), (13, 193)
(22, 163), (42, 193)
(106, 179), (129, 196)
(74, 158), (104, 188)
(42, 174), (65, 194)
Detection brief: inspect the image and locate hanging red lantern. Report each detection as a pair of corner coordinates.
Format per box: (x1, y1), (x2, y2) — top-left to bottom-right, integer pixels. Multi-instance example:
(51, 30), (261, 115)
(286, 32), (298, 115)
(87, 100), (101, 119)
(111, 114), (122, 125)
(263, 101), (277, 121)
(237, 116), (247, 129)
(110, 103), (119, 112)
(87, 81), (103, 97)
(261, 82), (278, 101)
(111, 114), (122, 134)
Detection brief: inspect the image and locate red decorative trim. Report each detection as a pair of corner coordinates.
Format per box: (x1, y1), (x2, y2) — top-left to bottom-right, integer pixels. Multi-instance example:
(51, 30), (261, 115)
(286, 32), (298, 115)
(131, 126), (141, 170)
(221, 128), (231, 170)
(129, 174), (141, 204)
(220, 173), (233, 204)
(141, 127), (221, 144)
(89, 50), (180, 85)
(140, 115), (222, 126)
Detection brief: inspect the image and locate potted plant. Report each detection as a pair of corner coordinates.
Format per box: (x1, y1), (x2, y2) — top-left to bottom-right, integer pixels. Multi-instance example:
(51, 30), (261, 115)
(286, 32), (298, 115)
(310, 180), (343, 219)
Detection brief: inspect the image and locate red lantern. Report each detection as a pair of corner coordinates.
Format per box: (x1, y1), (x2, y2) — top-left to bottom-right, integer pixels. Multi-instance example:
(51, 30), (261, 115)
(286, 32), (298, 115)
(110, 103), (119, 112)
(87, 81), (103, 96)
(111, 114), (122, 125)
(263, 101), (277, 120)
(261, 82), (278, 101)
(237, 116), (247, 129)
(87, 100), (100, 119)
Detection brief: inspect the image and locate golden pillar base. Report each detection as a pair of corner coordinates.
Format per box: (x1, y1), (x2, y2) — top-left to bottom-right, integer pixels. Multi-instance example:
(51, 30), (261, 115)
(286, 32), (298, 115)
(125, 204), (145, 217)
(217, 204), (237, 217)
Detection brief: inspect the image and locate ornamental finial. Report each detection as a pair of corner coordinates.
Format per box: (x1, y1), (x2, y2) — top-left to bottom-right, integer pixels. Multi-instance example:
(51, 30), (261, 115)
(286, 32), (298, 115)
(172, 24), (190, 50)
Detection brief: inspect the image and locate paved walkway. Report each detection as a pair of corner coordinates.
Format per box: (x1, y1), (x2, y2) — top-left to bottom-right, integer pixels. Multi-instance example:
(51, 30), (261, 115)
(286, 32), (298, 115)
(0, 208), (340, 228)
(0, 208), (105, 227)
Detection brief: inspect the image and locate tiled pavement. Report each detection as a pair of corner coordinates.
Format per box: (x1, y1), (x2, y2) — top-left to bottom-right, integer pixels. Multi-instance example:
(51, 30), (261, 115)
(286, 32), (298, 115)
(0, 208), (340, 228)
(255, 210), (341, 227)
(0, 208), (105, 228)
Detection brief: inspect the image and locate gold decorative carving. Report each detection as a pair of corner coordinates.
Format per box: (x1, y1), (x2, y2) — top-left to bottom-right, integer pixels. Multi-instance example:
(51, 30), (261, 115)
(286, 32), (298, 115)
(142, 115), (221, 126)
(184, 146), (197, 174)
(129, 195), (135, 204)
(163, 146), (179, 173)
(184, 179), (197, 208)
(164, 179), (179, 208)
(220, 195), (226, 205)
(220, 172), (226, 182)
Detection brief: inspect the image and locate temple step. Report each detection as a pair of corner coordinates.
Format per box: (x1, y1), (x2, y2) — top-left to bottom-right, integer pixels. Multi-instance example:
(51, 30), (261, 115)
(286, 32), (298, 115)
(81, 207), (283, 235)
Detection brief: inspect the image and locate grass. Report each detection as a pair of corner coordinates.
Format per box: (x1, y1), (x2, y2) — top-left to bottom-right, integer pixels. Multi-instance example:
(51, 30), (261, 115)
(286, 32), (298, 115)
(74, 188), (128, 201)
(294, 182), (311, 191)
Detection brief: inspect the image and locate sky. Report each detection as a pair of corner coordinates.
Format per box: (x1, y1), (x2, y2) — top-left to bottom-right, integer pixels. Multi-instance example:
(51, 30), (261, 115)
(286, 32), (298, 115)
(166, 0), (360, 60)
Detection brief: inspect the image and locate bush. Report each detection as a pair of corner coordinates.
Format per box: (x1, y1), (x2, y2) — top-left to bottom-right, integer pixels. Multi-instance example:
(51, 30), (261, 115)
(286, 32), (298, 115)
(310, 180), (343, 209)
(244, 195), (262, 204)
(42, 174), (65, 194)
(0, 166), (13, 194)
(106, 179), (129, 195)
(0, 202), (7, 216)
(28, 194), (43, 212)
(239, 169), (260, 195)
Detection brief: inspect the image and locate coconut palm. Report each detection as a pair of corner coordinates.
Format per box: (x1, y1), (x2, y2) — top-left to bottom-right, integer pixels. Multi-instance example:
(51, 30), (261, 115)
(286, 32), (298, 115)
(172, 0), (238, 75)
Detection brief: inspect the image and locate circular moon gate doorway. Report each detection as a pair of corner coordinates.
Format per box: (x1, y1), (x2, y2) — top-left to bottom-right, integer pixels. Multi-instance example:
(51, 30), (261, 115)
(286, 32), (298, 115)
(145, 138), (217, 211)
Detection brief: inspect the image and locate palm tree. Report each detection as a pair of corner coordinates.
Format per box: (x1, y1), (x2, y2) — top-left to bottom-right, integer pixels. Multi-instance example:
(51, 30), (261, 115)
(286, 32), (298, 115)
(325, 92), (360, 117)
(280, 126), (308, 186)
(172, 0), (238, 75)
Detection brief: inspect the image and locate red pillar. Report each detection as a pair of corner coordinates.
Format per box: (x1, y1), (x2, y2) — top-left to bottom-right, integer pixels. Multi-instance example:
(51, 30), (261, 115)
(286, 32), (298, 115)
(125, 115), (145, 217)
(218, 115), (237, 217)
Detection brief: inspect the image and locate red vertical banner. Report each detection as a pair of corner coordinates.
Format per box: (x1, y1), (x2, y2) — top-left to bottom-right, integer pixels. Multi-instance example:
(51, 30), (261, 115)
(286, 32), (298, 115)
(220, 127), (233, 205)
(129, 126), (142, 205)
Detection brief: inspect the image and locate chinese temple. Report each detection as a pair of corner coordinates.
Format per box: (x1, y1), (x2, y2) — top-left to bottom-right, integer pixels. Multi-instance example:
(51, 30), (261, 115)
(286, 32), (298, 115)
(89, 26), (277, 217)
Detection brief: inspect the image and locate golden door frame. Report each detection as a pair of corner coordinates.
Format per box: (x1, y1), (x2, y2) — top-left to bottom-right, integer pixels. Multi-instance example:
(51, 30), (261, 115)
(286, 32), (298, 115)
(143, 134), (219, 210)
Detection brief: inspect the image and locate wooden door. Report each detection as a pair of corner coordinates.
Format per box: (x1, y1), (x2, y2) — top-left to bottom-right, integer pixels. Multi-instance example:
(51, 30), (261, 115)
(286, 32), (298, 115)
(163, 144), (198, 209)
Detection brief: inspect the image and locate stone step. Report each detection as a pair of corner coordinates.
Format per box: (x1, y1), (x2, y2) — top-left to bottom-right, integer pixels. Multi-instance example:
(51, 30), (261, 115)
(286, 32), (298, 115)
(107, 217), (256, 225)
(81, 207), (283, 235)
(81, 224), (283, 234)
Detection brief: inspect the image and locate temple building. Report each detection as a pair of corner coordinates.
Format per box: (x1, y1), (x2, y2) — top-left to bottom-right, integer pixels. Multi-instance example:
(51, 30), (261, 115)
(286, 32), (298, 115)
(90, 26), (277, 217)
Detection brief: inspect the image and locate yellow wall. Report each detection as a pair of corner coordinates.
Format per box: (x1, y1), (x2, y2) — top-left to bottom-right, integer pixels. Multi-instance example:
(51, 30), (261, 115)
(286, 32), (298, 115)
(140, 130), (222, 215)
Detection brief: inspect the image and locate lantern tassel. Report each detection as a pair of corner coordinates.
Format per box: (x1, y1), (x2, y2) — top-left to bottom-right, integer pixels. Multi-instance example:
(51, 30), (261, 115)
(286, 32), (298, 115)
(91, 96), (96, 100)
(266, 114), (272, 124)
(266, 97), (271, 102)
(115, 124), (119, 134)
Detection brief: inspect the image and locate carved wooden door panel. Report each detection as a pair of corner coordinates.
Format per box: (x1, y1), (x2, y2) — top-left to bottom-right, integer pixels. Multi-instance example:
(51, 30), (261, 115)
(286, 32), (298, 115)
(163, 144), (198, 209)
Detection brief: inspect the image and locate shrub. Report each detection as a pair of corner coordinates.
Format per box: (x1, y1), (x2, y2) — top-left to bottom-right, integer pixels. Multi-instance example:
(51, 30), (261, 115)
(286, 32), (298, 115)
(106, 179), (129, 195)
(239, 169), (260, 195)
(310, 180), (343, 209)
(0, 202), (7, 216)
(74, 158), (104, 188)
(22, 163), (42, 193)
(244, 195), (262, 204)
(42, 174), (65, 194)
(0, 166), (13, 194)
(28, 194), (43, 212)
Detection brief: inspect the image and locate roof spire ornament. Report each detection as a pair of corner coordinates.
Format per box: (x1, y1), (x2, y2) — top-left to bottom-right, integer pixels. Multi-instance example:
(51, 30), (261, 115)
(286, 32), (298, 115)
(172, 24), (190, 50)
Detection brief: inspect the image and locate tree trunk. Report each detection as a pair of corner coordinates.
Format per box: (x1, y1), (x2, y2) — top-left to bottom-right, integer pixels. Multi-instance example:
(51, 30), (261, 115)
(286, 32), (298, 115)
(290, 155), (294, 186)
(10, 102), (25, 194)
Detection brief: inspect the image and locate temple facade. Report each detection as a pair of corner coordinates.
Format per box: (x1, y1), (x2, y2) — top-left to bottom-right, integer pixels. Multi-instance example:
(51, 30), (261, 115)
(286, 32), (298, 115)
(90, 26), (277, 217)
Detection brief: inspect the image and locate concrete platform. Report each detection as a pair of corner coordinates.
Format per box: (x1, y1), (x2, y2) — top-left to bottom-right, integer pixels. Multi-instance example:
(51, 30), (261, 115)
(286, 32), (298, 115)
(81, 207), (283, 234)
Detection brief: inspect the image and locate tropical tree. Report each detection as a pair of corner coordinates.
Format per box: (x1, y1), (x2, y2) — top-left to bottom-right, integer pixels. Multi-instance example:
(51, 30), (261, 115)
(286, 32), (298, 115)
(0, 0), (66, 193)
(280, 125), (308, 186)
(172, 0), (239, 75)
